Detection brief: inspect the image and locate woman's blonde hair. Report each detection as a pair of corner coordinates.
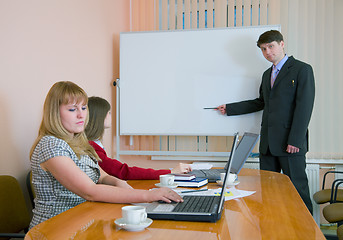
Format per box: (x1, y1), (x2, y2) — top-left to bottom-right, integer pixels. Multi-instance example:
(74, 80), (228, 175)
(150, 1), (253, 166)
(30, 81), (99, 160)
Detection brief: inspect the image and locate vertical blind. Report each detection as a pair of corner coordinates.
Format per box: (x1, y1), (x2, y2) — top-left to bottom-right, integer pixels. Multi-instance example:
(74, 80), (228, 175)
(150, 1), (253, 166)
(126, 0), (343, 159)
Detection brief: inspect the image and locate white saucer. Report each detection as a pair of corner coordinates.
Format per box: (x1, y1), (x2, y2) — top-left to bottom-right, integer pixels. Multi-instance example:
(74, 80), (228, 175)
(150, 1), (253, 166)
(115, 218), (153, 232)
(155, 183), (178, 189)
(216, 180), (240, 187)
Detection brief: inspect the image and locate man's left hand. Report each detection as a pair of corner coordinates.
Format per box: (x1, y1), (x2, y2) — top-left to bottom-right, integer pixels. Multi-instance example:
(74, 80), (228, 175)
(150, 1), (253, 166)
(286, 145), (299, 154)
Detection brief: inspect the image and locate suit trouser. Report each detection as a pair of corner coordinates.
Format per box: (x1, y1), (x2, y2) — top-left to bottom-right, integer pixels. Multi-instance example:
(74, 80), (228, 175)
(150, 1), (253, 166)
(260, 150), (313, 214)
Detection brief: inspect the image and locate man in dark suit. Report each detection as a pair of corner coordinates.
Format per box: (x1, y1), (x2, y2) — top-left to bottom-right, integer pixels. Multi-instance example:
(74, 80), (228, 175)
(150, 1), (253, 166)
(217, 30), (315, 214)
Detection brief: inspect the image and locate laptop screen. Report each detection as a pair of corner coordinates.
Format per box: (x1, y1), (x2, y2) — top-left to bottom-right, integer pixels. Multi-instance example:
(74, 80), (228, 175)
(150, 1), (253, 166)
(225, 132), (260, 174)
(217, 133), (239, 214)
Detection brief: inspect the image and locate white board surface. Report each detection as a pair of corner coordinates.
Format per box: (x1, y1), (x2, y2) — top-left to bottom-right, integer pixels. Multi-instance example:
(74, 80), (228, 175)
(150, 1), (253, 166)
(119, 25), (280, 136)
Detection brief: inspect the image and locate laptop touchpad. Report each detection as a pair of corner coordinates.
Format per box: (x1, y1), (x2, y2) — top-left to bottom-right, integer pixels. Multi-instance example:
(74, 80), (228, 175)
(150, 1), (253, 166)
(153, 204), (176, 212)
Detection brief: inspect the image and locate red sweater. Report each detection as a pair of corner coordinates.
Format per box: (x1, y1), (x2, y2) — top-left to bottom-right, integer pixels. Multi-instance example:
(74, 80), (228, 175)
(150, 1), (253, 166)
(89, 141), (171, 180)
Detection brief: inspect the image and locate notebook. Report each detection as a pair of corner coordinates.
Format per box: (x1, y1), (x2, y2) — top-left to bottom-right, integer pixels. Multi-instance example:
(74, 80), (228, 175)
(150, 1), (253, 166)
(171, 174), (196, 181)
(144, 133), (239, 222)
(189, 132), (260, 182)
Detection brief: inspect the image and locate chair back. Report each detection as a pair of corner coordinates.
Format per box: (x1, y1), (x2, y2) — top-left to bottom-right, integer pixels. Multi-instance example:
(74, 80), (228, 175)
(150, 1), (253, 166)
(26, 171), (35, 208)
(338, 224), (343, 240)
(0, 175), (31, 238)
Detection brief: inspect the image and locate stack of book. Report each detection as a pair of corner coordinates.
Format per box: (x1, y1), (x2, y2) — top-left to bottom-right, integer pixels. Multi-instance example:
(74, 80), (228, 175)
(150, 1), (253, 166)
(173, 175), (208, 188)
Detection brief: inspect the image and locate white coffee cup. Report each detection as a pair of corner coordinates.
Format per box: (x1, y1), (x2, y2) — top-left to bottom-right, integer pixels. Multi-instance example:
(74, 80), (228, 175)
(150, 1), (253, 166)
(122, 206), (147, 225)
(220, 172), (237, 184)
(159, 174), (175, 186)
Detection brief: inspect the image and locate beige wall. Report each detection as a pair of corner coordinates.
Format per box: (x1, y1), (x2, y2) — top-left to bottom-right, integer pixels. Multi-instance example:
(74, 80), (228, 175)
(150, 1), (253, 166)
(0, 0), (130, 204)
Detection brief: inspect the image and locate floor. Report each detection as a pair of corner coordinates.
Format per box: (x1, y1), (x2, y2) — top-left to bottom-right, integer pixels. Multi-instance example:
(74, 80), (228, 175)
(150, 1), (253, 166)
(321, 224), (338, 240)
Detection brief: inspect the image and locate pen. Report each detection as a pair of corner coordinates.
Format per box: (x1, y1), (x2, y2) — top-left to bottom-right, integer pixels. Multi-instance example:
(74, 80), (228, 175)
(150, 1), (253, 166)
(203, 107), (217, 109)
(181, 189), (208, 193)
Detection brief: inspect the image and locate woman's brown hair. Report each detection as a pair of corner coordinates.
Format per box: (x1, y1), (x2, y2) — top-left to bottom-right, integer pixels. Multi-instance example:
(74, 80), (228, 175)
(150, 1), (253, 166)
(85, 96), (111, 141)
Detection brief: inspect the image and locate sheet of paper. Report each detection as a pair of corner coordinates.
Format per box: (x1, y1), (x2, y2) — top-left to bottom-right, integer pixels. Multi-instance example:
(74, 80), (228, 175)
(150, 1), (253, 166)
(174, 187), (255, 201)
(213, 187), (256, 201)
(190, 163), (213, 170)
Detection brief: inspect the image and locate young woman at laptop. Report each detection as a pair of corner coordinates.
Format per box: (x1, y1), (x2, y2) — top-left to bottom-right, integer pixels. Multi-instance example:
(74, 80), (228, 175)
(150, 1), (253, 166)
(29, 81), (183, 229)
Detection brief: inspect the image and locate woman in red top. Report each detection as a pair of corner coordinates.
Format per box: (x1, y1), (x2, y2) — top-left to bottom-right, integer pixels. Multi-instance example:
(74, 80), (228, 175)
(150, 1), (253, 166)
(85, 96), (192, 180)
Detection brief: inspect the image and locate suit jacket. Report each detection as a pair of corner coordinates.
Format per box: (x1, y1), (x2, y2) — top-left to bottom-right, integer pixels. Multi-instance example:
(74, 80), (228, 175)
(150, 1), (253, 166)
(89, 141), (170, 180)
(226, 56), (315, 156)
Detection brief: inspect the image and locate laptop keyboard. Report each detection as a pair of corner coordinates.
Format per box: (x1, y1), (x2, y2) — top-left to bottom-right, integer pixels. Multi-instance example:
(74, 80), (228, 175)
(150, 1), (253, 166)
(173, 196), (216, 213)
(190, 169), (222, 178)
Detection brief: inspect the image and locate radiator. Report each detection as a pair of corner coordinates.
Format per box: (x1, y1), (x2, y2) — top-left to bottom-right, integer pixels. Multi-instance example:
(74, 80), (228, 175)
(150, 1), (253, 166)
(335, 165), (343, 180)
(306, 164), (320, 225)
(243, 162), (320, 225)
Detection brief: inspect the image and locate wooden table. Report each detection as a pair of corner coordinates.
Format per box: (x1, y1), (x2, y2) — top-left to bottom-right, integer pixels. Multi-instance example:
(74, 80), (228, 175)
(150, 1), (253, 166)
(25, 169), (324, 240)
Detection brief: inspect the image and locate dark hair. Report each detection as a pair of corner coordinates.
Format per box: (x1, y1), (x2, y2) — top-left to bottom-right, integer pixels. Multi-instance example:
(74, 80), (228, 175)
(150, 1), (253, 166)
(257, 30), (284, 48)
(85, 96), (111, 141)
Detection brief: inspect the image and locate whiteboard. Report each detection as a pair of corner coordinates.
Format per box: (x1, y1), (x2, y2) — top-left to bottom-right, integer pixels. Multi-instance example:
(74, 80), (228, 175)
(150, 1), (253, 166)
(119, 25), (280, 136)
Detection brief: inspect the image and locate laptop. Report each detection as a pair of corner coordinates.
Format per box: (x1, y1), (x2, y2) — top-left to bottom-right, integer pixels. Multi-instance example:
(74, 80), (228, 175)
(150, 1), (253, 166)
(189, 132), (260, 182)
(144, 133), (239, 222)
